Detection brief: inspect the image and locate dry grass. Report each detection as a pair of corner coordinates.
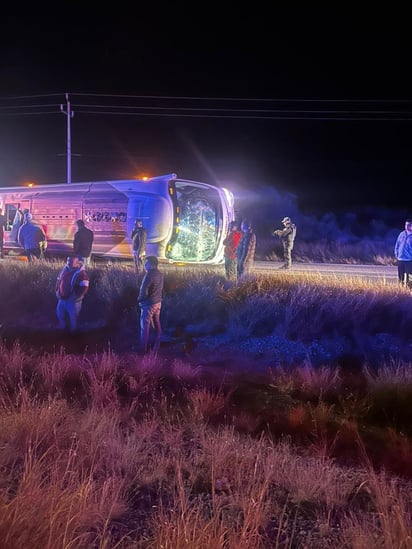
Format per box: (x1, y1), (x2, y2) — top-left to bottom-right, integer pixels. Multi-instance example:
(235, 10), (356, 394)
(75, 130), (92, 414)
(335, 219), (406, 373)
(1, 261), (412, 546)
(0, 345), (411, 547)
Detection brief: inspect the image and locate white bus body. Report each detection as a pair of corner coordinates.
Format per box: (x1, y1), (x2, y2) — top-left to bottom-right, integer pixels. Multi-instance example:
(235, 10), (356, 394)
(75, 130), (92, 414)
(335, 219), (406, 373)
(0, 173), (235, 263)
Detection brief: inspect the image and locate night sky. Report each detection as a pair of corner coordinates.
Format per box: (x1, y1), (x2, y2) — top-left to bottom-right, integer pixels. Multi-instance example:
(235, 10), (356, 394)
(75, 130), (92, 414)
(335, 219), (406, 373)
(1, 9), (412, 215)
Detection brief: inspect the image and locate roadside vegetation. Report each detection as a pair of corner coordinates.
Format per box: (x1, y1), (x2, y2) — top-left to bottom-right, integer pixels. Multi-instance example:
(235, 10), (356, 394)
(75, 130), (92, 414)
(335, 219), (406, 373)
(0, 254), (411, 548)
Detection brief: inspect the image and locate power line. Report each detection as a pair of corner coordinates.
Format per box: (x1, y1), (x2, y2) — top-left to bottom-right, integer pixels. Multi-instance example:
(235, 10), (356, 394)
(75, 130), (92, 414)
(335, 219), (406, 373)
(2, 106), (412, 120)
(0, 103), (60, 111)
(2, 92), (412, 104)
(68, 103), (412, 115)
(0, 93), (65, 100)
(68, 93), (412, 104)
(70, 110), (412, 121)
(0, 111), (60, 116)
(2, 93), (412, 120)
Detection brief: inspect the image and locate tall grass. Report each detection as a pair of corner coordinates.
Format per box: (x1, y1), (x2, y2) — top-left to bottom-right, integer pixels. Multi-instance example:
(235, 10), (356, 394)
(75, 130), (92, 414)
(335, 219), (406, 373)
(0, 340), (411, 547)
(1, 260), (412, 546)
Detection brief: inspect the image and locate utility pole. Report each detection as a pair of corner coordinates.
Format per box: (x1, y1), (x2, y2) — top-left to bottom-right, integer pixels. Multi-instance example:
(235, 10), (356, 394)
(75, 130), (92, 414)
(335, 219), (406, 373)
(60, 93), (74, 184)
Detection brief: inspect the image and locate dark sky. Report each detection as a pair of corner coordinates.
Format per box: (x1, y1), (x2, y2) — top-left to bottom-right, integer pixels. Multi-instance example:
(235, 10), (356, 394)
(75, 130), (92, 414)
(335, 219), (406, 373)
(1, 9), (412, 215)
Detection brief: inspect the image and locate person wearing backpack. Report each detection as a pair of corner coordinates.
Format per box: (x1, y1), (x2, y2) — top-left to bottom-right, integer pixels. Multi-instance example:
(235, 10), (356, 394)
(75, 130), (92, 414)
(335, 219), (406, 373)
(55, 255), (90, 332)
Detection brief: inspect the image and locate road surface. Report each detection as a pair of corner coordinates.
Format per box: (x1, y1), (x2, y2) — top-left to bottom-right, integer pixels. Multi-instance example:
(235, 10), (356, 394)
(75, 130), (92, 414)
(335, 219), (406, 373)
(253, 261), (398, 282)
(2, 255), (399, 285)
(165, 260), (399, 285)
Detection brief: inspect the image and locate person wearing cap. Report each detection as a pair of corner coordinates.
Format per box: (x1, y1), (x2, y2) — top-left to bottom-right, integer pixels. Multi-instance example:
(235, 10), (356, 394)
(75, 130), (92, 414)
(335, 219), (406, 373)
(236, 219), (256, 279)
(55, 255), (90, 332)
(17, 212), (47, 262)
(131, 218), (147, 274)
(394, 219), (412, 286)
(273, 216), (297, 269)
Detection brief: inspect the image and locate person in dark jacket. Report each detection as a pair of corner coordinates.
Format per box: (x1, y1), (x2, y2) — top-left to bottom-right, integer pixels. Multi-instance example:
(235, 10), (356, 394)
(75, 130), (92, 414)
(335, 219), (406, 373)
(273, 216), (297, 269)
(131, 218), (147, 274)
(73, 219), (94, 266)
(236, 219), (256, 279)
(17, 212), (47, 262)
(137, 255), (164, 353)
(55, 255), (90, 332)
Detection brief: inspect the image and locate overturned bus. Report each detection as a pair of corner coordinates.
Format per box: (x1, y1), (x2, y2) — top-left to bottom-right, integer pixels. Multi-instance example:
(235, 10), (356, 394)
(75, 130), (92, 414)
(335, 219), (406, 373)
(0, 173), (235, 263)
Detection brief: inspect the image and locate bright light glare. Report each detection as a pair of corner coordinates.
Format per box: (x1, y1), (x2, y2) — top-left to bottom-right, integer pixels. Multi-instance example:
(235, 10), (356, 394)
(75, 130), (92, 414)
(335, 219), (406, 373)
(222, 187), (234, 209)
(133, 173), (150, 180)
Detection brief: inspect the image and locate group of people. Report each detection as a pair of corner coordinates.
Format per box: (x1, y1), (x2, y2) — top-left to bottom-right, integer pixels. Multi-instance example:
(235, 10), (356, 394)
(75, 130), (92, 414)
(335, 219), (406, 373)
(55, 216), (160, 355)
(55, 253), (163, 355)
(4, 206), (412, 355)
(223, 215), (297, 280)
(0, 205), (47, 262)
(53, 219), (95, 333)
(56, 213), (296, 350)
(223, 219), (256, 280)
(0, 205), (95, 265)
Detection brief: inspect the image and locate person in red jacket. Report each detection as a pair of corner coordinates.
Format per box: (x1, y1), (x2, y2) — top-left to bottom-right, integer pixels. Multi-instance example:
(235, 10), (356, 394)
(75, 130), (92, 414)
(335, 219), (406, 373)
(55, 255), (90, 332)
(223, 220), (242, 280)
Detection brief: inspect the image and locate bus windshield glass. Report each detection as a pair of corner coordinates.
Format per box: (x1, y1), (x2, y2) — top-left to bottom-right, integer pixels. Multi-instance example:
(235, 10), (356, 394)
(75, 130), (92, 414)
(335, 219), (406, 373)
(167, 181), (224, 262)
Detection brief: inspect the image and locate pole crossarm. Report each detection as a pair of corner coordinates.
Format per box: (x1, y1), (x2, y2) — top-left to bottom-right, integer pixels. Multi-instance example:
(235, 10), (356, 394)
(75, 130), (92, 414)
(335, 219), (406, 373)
(60, 93), (74, 184)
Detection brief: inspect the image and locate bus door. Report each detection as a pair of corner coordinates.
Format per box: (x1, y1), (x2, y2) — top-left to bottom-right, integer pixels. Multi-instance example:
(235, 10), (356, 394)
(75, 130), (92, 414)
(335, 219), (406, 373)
(4, 200), (31, 245)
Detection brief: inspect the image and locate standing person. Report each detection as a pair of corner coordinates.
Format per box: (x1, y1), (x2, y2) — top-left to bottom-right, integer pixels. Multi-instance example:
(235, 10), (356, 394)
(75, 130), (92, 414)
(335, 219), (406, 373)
(17, 212), (47, 262)
(0, 209), (6, 258)
(394, 219), (412, 286)
(131, 218), (147, 274)
(236, 219), (256, 279)
(223, 220), (242, 280)
(10, 203), (24, 243)
(55, 255), (90, 332)
(73, 219), (94, 266)
(137, 256), (164, 353)
(273, 216), (297, 270)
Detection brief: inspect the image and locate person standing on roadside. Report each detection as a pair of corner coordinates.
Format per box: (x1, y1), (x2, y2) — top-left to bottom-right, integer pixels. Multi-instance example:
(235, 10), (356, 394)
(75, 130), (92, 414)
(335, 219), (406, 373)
(55, 255), (90, 332)
(273, 216), (297, 270)
(73, 219), (94, 266)
(17, 212), (47, 262)
(223, 220), (242, 280)
(137, 255), (164, 353)
(394, 218), (412, 286)
(131, 218), (147, 274)
(236, 219), (256, 279)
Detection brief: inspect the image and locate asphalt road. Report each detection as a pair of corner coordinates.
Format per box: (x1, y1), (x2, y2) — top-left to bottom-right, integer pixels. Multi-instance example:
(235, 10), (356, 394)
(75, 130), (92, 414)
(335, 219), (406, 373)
(2, 255), (399, 285)
(164, 260), (399, 285)
(253, 261), (398, 283)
